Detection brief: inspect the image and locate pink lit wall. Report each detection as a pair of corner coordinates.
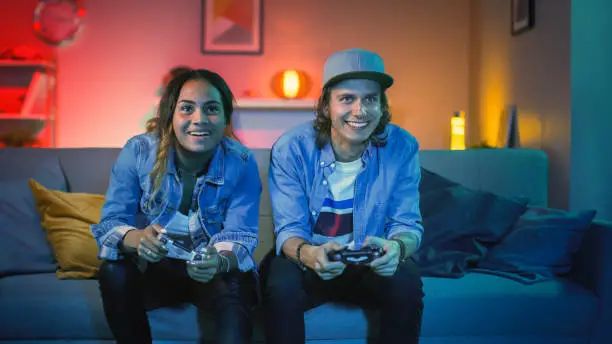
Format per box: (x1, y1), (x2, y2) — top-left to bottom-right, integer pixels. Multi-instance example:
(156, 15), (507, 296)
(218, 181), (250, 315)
(2, 0), (471, 149)
(0, 0), (53, 60)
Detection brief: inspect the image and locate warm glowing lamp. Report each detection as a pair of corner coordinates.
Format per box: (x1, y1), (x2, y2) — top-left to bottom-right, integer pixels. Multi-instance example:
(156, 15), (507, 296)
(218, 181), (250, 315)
(271, 70), (311, 99)
(450, 111), (466, 150)
(282, 70), (300, 98)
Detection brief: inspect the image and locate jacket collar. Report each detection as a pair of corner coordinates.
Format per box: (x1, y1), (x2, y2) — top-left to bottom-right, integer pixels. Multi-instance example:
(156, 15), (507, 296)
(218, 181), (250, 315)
(320, 139), (375, 166)
(167, 143), (225, 185)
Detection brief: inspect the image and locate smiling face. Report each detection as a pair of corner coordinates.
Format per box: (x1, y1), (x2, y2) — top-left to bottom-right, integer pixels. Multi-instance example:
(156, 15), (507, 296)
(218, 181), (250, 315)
(172, 79), (226, 154)
(328, 79), (383, 149)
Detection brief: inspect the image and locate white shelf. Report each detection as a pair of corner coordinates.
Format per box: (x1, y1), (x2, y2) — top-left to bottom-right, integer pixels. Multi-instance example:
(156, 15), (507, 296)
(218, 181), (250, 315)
(236, 98), (315, 110)
(0, 113), (47, 120)
(0, 59), (56, 146)
(0, 60), (54, 69)
(0, 115), (46, 139)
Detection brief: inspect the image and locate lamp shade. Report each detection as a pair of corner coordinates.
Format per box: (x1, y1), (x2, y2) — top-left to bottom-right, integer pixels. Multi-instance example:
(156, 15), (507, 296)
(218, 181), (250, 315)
(271, 69), (311, 99)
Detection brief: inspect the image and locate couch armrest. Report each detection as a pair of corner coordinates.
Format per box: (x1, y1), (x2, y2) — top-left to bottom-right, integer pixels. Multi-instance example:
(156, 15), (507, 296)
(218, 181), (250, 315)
(567, 220), (612, 343)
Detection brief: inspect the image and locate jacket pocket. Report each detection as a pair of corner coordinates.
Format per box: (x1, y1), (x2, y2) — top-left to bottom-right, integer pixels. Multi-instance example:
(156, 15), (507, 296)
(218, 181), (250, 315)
(202, 206), (224, 234)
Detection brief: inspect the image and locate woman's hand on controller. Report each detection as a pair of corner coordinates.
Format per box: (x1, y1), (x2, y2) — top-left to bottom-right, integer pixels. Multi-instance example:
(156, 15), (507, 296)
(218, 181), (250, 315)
(302, 242), (346, 280)
(364, 236), (401, 277)
(123, 224), (168, 263)
(187, 247), (219, 283)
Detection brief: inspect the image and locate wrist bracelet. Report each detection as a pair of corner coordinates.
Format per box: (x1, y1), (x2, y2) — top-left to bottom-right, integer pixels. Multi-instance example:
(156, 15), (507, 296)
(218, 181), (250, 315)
(296, 242), (309, 271)
(120, 229), (136, 251)
(391, 238), (406, 261)
(217, 254), (230, 273)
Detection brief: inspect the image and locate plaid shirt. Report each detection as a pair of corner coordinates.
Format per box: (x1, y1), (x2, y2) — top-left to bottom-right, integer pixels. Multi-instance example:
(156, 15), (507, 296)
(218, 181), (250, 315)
(91, 134), (261, 272)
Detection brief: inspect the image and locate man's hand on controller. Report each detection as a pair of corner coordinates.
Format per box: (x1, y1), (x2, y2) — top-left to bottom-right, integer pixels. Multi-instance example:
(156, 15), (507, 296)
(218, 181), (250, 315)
(364, 236), (401, 277)
(302, 242), (346, 280)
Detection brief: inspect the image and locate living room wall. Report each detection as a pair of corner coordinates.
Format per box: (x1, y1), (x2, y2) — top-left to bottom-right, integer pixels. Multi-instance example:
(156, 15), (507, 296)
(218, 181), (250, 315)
(570, 0), (612, 222)
(0, 0), (472, 149)
(469, 0), (571, 210)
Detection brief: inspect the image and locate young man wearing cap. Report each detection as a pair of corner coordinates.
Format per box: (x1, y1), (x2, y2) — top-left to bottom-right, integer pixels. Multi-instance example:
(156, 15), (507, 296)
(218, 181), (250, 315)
(261, 48), (424, 343)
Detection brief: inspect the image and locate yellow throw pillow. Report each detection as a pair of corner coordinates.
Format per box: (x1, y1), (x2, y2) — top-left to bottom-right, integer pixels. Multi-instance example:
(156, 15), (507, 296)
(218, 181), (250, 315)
(29, 179), (105, 279)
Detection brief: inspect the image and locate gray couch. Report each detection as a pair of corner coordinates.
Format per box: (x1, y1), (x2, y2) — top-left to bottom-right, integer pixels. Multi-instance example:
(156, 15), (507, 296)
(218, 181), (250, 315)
(0, 147), (610, 344)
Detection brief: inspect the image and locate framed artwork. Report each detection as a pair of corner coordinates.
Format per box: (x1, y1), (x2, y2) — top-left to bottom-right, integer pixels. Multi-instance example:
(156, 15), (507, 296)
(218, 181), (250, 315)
(511, 0), (535, 36)
(201, 0), (263, 55)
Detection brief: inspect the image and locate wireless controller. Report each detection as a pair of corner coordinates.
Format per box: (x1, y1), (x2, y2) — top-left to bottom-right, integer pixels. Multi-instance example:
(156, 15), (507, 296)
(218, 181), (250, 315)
(327, 246), (384, 265)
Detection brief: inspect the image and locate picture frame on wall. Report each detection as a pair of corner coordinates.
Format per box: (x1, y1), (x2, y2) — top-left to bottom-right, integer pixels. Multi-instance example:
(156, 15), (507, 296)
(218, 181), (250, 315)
(201, 0), (263, 55)
(511, 0), (535, 36)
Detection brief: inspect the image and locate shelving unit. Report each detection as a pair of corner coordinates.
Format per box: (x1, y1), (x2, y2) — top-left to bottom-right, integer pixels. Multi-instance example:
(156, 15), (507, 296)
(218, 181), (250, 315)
(0, 59), (57, 147)
(236, 98), (315, 110)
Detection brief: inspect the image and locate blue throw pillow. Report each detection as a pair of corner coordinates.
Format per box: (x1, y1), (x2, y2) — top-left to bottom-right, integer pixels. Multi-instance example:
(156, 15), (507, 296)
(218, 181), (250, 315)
(473, 207), (597, 284)
(0, 152), (67, 276)
(419, 167), (458, 194)
(414, 175), (527, 278)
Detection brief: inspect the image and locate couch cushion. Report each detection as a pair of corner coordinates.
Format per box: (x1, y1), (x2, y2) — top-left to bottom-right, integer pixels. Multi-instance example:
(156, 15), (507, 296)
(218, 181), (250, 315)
(0, 182), (58, 277)
(0, 273), (598, 341)
(56, 148), (121, 194)
(0, 273), (224, 341)
(0, 269), (367, 342)
(420, 273), (598, 337)
(0, 149), (67, 277)
(418, 148), (548, 207)
(262, 273), (598, 340)
(251, 149), (271, 217)
(265, 272), (598, 340)
(0, 273), (112, 339)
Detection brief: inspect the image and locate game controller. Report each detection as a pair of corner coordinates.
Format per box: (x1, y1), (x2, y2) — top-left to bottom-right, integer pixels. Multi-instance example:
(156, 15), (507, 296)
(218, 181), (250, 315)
(188, 252), (206, 265)
(188, 247), (221, 267)
(327, 246), (385, 265)
(158, 233), (197, 261)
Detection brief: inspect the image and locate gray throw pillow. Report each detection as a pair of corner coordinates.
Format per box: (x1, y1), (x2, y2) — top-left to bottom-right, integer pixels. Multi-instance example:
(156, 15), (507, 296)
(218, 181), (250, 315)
(0, 151), (67, 276)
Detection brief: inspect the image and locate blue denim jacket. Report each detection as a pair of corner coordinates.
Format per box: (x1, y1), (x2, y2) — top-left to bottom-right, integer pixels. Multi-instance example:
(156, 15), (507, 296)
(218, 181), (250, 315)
(268, 123), (423, 254)
(91, 133), (261, 272)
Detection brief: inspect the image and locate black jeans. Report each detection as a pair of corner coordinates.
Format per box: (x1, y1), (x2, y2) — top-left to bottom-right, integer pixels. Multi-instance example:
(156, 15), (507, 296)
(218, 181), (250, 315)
(261, 252), (424, 344)
(98, 257), (255, 344)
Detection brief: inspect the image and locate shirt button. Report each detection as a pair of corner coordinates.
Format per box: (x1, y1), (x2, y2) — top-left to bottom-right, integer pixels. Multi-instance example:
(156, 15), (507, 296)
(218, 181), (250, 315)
(311, 211), (316, 216)
(322, 180), (328, 185)
(320, 161), (325, 166)
(330, 163), (336, 168)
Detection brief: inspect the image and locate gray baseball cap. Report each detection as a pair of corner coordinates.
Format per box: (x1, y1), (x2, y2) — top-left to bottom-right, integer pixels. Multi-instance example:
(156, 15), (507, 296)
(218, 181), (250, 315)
(322, 48), (394, 90)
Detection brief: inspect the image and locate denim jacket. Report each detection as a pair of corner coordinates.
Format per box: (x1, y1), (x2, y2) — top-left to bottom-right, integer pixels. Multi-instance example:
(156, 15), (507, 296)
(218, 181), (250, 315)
(91, 133), (262, 272)
(268, 123), (423, 255)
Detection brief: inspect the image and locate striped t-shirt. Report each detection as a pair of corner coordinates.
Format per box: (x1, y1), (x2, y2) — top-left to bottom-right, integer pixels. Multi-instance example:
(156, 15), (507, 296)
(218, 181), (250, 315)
(313, 159), (363, 247)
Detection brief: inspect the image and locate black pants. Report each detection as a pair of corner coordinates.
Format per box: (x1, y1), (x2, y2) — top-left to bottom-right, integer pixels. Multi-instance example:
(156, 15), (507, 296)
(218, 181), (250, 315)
(261, 252), (424, 344)
(98, 257), (255, 344)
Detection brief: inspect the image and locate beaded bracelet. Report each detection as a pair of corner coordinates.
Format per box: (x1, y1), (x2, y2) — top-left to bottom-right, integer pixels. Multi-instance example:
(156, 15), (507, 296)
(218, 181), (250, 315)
(217, 254), (231, 273)
(390, 238), (407, 262)
(296, 242), (310, 271)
